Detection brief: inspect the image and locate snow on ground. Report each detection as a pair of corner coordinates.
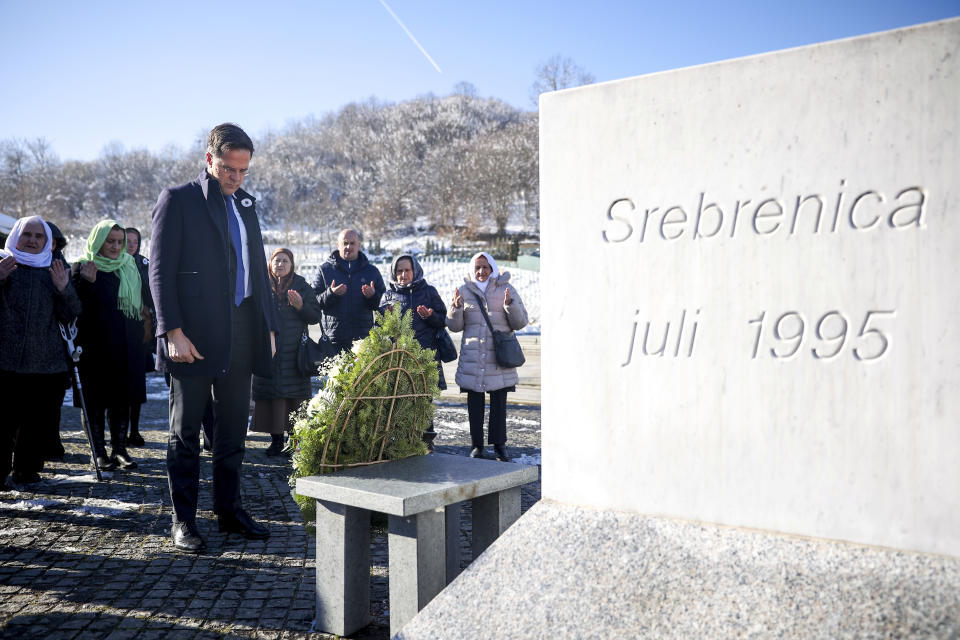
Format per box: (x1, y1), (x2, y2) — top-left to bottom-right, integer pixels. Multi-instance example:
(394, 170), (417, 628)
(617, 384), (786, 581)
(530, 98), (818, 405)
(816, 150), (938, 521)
(513, 453), (542, 466)
(48, 472), (109, 484)
(0, 498), (64, 511)
(0, 527), (42, 537)
(70, 498), (149, 518)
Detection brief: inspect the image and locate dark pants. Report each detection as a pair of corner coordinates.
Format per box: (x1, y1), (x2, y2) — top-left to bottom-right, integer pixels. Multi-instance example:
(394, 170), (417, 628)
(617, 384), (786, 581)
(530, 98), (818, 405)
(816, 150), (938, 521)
(0, 370), (63, 480)
(466, 388), (508, 448)
(88, 403), (129, 457)
(166, 299), (255, 525)
(128, 403), (141, 434)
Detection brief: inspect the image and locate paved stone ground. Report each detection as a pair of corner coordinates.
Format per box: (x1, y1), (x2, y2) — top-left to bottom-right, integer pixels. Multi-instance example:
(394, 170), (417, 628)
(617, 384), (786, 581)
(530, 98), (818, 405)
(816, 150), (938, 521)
(0, 372), (541, 639)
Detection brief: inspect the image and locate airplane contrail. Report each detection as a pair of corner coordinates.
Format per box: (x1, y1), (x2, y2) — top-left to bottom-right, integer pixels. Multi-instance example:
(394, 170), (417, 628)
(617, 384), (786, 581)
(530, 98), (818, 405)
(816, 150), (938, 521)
(378, 0), (443, 74)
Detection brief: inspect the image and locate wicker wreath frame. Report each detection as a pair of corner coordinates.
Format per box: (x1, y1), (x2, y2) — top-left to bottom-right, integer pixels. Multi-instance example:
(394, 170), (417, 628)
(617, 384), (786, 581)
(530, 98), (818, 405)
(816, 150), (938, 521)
(317, 346), (432, 470)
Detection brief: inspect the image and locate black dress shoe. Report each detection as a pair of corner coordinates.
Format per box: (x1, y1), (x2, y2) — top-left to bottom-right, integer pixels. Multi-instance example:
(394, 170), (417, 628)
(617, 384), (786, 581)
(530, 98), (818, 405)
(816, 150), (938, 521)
(96, 455), (117, 471)
(469, 447), (486, 459)
(112, 452), (138, 470)
(218, 510), (269, 539)
(172, 521), (205, 552)
(127, 432), (145, 447)
(493, 445), (511, 462)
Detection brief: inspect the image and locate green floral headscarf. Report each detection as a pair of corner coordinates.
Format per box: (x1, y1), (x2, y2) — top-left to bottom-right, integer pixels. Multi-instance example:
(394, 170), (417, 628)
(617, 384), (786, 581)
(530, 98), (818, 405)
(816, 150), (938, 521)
(82, 219), (142, 320)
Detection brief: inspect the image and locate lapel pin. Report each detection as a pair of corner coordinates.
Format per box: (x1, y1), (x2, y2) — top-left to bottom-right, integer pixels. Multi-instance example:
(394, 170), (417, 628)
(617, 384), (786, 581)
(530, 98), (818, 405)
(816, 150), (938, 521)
(240, 198), (253, 208)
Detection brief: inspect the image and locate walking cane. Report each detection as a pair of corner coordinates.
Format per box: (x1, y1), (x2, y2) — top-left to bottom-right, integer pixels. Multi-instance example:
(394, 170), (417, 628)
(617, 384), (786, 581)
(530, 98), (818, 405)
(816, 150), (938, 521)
(58, 319), (102, 481)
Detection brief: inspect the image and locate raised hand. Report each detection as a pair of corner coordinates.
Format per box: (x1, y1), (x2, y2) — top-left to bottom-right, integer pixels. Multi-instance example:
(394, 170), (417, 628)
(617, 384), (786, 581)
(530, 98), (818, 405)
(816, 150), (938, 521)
(361, 280), (376, 298)
(49, 260), (69, 292)
(286, 288), (304, 310)
(416, 304), (433, 318)
(330, 280), (347, 296)
(78, 261), (98, 283)
(451, 288), (463, 309)
(0, 255), (17, 281)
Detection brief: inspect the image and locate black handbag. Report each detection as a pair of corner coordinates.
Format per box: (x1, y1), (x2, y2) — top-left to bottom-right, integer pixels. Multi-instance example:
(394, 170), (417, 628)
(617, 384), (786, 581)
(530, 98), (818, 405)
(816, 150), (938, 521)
(434, 326), (458, 363)
(296, 329), (336, 377)
(470, 292), (525, 368)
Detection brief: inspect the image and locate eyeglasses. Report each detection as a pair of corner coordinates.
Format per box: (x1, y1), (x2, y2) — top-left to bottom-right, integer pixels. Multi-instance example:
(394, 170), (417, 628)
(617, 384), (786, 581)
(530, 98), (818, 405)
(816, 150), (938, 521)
(215, 161), (249, 178)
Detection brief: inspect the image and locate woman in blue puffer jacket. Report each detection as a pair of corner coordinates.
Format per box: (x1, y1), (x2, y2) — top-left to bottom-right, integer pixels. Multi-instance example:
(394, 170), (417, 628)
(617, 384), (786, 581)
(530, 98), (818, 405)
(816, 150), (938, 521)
(380, 254), (447, 450)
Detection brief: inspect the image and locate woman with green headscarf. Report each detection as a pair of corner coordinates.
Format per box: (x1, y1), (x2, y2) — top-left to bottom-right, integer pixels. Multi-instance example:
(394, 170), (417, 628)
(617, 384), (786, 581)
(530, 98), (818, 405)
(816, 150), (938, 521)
(72, 220), (150, 471)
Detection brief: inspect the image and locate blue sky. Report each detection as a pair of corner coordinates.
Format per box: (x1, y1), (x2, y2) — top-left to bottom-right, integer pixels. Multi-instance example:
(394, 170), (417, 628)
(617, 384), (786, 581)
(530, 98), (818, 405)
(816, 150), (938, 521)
(1, 0), (956, 161)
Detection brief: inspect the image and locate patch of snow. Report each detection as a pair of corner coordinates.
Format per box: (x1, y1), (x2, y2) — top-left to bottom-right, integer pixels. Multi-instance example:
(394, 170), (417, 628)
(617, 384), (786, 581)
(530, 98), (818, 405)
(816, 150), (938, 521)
(48, 473), (107, 484)
(513, 453), (541, 466)
(70, 498), (145, 518)
(435, 419), (469, 434)
(0, 527), (41, 536)
(0, 498), (64, 511)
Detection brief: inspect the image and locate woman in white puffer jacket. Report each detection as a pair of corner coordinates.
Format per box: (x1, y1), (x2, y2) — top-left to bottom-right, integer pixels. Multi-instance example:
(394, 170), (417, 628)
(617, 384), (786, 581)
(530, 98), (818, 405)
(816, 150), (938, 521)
(447, 252), (528, 461)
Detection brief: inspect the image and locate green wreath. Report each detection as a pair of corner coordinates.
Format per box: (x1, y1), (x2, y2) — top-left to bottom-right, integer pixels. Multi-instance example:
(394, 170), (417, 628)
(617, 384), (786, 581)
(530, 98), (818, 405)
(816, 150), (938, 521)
(289, 306), (440, 520)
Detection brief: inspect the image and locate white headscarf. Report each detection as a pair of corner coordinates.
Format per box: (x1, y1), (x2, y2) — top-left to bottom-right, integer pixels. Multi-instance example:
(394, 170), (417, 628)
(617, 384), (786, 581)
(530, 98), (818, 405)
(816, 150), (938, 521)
(0, 216), (53, 268)
(469, 251), (499, 294)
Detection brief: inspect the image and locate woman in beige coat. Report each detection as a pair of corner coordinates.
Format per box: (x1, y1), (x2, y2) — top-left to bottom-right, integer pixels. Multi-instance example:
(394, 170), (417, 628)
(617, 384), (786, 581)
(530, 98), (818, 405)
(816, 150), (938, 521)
(447, 252), (528, 461)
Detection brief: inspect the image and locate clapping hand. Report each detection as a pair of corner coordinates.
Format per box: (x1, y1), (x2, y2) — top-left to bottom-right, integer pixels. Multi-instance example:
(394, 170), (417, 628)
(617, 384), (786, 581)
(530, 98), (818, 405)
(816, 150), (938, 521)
(330, 280), (347, 296)
(361, 281), (376, 298)
(286, 289), (303, 310)
(78, 261), (98, 283)
(451, 288), (463, 309)
(416, 304), (433, 319)
(49, 260), (68, 292)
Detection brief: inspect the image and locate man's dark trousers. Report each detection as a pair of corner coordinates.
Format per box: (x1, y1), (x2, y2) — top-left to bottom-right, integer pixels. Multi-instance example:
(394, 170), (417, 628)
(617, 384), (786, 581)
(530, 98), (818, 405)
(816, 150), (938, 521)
(167, 298), (255, 524)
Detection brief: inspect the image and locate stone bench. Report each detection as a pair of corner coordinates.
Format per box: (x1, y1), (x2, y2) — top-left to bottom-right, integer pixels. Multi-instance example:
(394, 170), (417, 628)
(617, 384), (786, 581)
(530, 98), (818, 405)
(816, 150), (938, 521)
(295, 453), (540, 637)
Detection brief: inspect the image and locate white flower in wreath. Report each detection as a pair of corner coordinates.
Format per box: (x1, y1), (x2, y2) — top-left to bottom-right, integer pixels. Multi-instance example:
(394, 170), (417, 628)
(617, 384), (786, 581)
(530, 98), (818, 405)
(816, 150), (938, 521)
(240, 197), (253, 208)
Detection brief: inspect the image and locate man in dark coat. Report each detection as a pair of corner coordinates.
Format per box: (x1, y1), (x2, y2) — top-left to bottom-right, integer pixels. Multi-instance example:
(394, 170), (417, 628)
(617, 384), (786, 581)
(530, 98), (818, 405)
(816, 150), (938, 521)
(311, 229), (385, 354)
(150, 123), (278, 552)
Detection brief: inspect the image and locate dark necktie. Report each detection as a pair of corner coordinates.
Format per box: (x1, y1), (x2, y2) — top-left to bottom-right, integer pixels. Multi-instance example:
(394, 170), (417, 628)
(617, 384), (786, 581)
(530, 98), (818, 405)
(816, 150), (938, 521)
(225, 195), (245, 306)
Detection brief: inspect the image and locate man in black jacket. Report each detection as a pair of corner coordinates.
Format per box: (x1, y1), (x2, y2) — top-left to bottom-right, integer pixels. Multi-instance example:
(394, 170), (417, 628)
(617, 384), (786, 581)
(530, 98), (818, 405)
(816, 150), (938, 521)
(150, 123), (278, 552)
(311, 229), (385, 354)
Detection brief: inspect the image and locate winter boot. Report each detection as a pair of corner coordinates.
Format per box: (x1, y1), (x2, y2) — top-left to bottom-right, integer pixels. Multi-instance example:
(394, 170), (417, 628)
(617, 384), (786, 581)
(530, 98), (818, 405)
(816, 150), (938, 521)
(91, 411), (116, 471)
(108, 410), (138, 470)
(127, 404), (145, 447)
(265, 434), (284, 457)
(422, 422), (437, 453)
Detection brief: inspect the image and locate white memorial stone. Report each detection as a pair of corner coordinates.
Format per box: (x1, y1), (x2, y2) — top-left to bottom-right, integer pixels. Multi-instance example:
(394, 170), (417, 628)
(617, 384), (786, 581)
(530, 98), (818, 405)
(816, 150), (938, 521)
(540, 17), (959, 557)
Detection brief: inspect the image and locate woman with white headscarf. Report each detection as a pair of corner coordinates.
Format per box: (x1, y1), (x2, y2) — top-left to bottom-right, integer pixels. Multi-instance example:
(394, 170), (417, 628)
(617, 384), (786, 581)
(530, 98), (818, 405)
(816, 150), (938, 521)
(0, 216), (81, 487)
(72, 220), (150, 471)
(447, 252), (528, 461)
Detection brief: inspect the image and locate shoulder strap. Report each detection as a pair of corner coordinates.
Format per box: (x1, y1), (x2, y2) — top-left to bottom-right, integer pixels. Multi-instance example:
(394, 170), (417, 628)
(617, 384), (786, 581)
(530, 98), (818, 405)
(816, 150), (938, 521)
(470, 291), (497, 334)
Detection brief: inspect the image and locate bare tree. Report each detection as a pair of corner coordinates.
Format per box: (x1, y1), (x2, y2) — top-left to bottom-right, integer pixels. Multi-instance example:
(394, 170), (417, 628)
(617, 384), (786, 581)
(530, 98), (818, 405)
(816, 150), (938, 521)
(529, 54), (595, 106)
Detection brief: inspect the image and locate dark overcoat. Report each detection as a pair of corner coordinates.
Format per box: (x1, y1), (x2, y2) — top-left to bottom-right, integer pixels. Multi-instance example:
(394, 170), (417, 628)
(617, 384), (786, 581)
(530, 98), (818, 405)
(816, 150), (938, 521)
(252, 273), (321, 401)
(71, 266), (148, 407)
(0, 265), (80, 375)
(311, 250), (385, 345)
(149, 171), (277, 378)
(380, 254), (448, 390)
